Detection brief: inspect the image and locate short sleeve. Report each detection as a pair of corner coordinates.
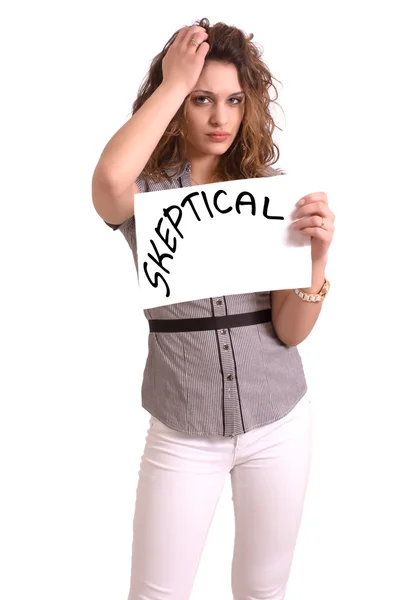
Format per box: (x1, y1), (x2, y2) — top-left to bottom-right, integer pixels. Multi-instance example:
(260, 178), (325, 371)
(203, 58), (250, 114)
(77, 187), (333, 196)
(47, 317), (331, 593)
(104, 220), (127, 231)
(103, 174), (147, 231)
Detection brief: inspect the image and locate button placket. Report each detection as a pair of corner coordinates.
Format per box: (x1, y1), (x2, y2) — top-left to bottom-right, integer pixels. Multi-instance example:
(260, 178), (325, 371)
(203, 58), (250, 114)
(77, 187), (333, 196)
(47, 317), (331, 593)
(178, 166), (244, 435)
(211, 297), (241, 434)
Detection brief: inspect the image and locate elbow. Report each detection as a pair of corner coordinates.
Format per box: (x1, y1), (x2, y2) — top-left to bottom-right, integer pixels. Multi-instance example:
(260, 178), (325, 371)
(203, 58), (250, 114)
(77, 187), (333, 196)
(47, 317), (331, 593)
(278, 336), (299, 348)
(273, 328), (293, 347)
(273, 324), (306, 347)
(279, 334), (308, 347)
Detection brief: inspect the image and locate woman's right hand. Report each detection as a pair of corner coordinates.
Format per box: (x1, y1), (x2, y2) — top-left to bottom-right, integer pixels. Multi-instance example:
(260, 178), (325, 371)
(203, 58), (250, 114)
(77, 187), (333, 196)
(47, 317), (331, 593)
(161, 26), (210, 96)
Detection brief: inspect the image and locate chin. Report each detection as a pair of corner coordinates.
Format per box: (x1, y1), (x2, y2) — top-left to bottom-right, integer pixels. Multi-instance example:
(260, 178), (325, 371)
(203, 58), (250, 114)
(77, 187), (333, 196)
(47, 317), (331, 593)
(204, 143), (231, 155)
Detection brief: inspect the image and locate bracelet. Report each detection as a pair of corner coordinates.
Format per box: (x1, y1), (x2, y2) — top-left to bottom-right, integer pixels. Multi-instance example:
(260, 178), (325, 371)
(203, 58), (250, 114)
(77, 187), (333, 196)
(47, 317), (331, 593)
(294, 278), (330, 303)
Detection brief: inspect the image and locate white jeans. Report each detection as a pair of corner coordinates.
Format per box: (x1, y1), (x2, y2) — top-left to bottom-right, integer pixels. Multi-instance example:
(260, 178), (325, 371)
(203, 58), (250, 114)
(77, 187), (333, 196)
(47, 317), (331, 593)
(127, 394), (313, 600)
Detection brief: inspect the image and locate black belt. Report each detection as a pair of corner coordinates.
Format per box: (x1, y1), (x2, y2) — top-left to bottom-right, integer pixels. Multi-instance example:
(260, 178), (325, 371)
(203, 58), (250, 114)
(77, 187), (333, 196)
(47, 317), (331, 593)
(148, 308), (272, 333)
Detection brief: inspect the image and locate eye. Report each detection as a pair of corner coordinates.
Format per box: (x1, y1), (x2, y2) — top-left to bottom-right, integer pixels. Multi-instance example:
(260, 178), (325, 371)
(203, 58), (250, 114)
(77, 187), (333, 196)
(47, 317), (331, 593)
(229, 97), (243, 105)
(194, 96), (211, 104)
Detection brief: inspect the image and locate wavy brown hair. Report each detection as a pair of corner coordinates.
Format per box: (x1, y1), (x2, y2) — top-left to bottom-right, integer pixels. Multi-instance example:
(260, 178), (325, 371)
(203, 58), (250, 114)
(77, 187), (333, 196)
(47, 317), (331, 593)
(131, 17), (286, 182)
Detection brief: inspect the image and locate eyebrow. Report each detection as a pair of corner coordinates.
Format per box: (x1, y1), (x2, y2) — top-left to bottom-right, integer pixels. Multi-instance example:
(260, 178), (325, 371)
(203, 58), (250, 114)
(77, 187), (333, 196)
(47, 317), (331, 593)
(192, 89), (244, 96)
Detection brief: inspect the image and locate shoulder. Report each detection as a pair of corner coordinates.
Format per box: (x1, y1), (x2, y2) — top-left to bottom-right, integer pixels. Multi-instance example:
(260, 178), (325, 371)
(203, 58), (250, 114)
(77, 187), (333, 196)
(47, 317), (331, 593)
(103, 168), (184, 231)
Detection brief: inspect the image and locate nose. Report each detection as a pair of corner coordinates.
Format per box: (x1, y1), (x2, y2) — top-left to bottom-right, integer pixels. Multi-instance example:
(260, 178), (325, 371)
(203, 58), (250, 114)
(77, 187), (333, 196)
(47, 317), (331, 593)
(210, 101), (229, 127)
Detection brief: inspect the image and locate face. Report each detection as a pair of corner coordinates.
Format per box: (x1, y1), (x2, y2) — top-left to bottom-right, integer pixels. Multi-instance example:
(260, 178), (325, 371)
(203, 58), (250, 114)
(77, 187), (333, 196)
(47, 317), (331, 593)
(185, 61), (245, 157)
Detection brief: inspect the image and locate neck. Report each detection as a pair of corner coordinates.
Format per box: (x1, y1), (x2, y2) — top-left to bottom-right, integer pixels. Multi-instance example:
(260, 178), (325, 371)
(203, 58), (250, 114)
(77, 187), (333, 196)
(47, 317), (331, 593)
(186, 151), (220, 185)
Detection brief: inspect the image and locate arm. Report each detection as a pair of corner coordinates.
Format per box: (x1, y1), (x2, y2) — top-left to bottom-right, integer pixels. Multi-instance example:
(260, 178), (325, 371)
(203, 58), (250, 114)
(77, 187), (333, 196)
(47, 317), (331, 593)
(93, 81), (188, 196)
(271, 258), (327, 347)
(271, 189), (335, 346)
(91, 82), (190, 225)
(92, 26), (209, 225)
(92, 25), (209, 197)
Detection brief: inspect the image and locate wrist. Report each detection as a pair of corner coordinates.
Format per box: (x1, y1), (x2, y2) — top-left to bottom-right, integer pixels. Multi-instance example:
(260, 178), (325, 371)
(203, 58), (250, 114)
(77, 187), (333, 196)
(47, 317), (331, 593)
(302, 260), (327, 294)
(313, 254), (329, 269)
(159, 79), (191, 100)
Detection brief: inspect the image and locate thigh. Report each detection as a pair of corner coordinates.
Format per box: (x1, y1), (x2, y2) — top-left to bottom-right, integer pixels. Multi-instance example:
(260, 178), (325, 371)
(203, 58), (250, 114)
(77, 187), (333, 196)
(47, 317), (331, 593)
(230, 396), (313, 600)
(127, 416), (231, 600)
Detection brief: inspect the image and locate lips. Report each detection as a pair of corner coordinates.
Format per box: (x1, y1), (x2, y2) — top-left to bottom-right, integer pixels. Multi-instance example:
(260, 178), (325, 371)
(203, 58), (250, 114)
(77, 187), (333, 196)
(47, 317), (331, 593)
(207, 133), (229, 141)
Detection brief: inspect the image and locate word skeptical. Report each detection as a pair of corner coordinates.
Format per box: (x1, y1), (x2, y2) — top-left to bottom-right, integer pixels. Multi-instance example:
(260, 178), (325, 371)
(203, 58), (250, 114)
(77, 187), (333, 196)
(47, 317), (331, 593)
(142, 187), (284, 298)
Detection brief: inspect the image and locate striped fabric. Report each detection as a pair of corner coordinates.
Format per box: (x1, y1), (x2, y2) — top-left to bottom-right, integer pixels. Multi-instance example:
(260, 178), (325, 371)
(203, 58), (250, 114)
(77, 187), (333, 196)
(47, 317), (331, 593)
(104, 160), (307, 437)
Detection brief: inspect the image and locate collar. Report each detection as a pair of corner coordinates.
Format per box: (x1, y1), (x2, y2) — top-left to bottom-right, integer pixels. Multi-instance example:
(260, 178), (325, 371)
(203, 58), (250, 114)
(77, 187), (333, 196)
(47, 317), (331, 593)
(163, 160), (190, 180)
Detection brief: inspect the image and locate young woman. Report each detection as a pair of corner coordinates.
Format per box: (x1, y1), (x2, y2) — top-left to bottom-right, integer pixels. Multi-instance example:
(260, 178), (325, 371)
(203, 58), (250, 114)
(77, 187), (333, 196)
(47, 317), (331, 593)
(92, 17), (335, 600)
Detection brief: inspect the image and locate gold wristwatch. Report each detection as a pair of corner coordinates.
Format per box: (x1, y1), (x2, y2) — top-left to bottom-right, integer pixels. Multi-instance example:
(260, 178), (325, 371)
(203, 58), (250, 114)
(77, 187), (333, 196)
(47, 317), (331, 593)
(294, 278), (330, 303)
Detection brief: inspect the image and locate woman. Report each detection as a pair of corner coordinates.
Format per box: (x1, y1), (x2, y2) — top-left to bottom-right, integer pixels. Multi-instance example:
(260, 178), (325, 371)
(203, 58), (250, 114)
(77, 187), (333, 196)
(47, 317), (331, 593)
(92, 17), (335, 600)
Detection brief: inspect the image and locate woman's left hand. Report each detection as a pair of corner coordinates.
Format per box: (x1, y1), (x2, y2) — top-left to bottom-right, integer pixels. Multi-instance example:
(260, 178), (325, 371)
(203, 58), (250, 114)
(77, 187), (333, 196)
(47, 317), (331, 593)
(290, 192), (335, 263)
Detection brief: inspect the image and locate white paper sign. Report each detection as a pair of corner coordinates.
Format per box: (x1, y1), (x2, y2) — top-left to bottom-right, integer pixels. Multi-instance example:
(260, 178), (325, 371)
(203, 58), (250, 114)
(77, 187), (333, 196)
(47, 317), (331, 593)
(135, 173), (314, 309)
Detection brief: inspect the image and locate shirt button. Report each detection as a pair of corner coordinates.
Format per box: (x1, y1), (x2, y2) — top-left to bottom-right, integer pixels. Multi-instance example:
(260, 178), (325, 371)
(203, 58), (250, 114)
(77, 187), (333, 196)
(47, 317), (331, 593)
(227, 374), (233, 381)
(220, 329), (227, 334)
(223, 343), (229, 350)
(216, 299), (222, 305)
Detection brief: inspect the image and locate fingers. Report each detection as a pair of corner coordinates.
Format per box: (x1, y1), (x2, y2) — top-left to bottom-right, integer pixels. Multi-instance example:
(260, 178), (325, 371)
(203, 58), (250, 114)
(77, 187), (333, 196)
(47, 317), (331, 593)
(182, 25), (208, 50)
(170, 25), (209, 57)
(295, 200), (333, 220)
(162, 24), (210, 93)
(196, 40), (210, 58)
(292, 196), (335, 235)
(298, 192), (328, 206)
(171, 26), (189, 47)
(291, 215), (334, 231)
(293, 226), (332, 239)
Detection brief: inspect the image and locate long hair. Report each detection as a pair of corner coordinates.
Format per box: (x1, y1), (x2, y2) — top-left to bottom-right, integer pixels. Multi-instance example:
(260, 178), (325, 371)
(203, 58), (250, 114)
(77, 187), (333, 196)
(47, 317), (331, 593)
(131, 17), (285, 182)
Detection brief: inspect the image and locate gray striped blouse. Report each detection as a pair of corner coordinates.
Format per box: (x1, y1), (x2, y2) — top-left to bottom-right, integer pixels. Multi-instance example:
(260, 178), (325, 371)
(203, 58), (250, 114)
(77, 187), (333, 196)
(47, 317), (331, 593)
(104, 160), (307, 437)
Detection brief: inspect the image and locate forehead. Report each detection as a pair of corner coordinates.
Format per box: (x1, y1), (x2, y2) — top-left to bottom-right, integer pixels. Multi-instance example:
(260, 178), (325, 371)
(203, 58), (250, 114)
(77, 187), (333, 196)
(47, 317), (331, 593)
(196, 61), (242, 93)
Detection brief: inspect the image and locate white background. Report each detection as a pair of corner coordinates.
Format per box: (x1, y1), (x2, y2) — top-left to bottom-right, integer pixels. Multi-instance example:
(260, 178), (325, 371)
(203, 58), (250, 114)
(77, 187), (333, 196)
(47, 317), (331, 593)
(1, 1), (399, 599)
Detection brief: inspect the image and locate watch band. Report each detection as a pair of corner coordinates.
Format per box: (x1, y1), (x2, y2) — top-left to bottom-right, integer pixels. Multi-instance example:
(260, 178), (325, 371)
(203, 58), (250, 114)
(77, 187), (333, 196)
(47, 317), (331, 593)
(294, 278), (330, 303)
